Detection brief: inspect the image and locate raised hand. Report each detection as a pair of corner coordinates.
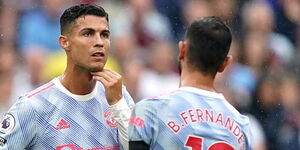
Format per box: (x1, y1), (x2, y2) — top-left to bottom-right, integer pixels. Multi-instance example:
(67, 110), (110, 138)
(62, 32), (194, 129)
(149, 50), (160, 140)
(91, 69), (123, 105)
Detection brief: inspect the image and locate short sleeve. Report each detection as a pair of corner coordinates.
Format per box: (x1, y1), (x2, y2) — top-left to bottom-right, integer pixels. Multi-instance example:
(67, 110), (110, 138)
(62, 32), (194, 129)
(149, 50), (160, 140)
(128, 99), (158, 145)
(0, 97), (38, 149)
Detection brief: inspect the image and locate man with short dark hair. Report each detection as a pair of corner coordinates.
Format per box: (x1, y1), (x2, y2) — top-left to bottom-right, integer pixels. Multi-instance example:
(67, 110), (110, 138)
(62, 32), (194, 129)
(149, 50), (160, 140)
(0, 4), (133, 150)
(128, 16), (253, 150)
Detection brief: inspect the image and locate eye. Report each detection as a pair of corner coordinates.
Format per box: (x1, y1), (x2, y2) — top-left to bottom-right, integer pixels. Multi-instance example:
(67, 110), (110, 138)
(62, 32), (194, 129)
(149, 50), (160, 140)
(101, 32), (110, 38)
(83, 31), (93, 37)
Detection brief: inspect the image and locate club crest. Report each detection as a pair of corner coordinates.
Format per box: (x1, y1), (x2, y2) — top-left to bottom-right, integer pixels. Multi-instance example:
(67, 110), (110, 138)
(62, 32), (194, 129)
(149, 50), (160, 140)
(104, 110), (117, 128)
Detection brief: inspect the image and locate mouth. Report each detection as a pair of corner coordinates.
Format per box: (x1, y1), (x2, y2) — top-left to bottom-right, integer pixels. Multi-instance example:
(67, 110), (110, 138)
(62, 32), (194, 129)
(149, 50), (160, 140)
(91, 51), (105, 57)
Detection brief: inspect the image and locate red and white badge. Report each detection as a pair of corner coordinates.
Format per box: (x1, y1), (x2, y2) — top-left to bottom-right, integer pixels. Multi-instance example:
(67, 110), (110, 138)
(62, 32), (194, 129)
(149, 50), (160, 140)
(104, 110), (117, 128)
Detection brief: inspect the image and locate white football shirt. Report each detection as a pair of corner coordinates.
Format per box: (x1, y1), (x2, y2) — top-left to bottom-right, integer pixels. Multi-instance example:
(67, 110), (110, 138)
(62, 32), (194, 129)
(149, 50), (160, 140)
(129, 87), (252, 150)
(0, 77), (134, 150)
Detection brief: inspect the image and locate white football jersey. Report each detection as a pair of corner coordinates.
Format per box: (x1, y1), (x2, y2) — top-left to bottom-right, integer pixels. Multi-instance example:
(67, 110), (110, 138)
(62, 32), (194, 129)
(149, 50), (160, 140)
(129, 87), (252, 150)
(0, 77), (134, 150)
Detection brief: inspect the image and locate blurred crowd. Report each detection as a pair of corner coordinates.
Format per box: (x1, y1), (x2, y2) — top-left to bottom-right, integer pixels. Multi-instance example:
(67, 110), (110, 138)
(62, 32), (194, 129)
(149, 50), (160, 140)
(0, 0), (299, 149)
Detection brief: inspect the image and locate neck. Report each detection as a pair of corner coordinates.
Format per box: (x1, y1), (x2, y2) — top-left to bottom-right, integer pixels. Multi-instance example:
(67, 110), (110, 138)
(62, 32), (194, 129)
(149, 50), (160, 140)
(180, 68), (215, 92)
(60, 65), (96, 95)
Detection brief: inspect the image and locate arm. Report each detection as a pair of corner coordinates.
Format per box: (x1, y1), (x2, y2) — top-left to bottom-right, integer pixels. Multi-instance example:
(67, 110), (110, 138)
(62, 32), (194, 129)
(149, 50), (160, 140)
(128, 100), (157, 150)
(0, 97), (37, 149)
(109, 98), (131, 150)
(91, 69), (132, 149)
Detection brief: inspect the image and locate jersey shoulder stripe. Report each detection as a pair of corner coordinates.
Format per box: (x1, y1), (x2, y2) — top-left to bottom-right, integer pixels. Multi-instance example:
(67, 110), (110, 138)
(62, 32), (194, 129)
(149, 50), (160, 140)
(25, 82), (55, 98)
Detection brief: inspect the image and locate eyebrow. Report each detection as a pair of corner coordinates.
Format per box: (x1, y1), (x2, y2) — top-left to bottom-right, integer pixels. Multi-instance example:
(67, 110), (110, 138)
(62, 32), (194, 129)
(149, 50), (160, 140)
(101, 29), (110, 35)
(80, 28), (95, 33)
(80, 28), (110, 33)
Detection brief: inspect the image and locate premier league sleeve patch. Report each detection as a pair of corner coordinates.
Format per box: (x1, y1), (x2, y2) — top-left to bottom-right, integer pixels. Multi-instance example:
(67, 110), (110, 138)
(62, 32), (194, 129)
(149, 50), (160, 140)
(0, 113), (15, 135)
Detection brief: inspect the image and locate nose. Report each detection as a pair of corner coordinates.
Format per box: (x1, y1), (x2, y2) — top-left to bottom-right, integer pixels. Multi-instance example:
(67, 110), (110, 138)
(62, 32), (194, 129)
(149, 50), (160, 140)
(94, 33), (104, 47)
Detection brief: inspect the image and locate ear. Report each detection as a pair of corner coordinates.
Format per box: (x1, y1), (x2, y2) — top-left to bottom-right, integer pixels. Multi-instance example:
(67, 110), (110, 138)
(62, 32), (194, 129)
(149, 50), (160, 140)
(178, 41), (187, 61)
(59, 35), (70, 51)
(218, 55), (233, 73)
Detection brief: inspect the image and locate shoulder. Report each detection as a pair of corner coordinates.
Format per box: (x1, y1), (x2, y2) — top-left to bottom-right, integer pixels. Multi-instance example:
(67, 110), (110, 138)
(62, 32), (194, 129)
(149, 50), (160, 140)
(3, 95), (37, 131)
(238, 113), (251, 129)
(19, 81), (58, 113)
(7, 81), (57, 115)
(8, 80), (61, 126)
(135, 98), (160, 108)
(140, 88), (183, 106)
(24, 81), (56, 99)
(132, 99), (160, 117)
(221, 100), (251, 124)
(9, 81), (55, 116)
(134, 90), (180, 113)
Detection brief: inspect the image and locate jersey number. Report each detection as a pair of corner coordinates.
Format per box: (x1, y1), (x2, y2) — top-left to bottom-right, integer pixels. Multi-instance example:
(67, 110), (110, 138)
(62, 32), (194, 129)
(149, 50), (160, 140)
(185, 136), (234, 150)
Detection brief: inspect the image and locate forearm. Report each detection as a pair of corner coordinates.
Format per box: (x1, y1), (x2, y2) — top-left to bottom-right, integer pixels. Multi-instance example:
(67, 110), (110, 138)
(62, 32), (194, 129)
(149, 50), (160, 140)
(109, 98), (131, 150)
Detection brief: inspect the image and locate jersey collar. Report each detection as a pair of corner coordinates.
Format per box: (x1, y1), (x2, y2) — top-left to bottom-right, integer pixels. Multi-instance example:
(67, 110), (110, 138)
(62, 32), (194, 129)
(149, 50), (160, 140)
(53, 77), (98, 101)
(179, 86), (225, 100)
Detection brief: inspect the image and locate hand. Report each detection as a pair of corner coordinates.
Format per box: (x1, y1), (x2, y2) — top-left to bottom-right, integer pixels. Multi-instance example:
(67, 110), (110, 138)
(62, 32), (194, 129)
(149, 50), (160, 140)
(91, 69), (123, 105)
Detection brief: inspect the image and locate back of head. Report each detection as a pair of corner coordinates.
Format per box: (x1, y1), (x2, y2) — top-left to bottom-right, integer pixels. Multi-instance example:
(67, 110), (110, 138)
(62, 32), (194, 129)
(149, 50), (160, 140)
(60, 4), (109, 35)
(185, 16), (232, 76)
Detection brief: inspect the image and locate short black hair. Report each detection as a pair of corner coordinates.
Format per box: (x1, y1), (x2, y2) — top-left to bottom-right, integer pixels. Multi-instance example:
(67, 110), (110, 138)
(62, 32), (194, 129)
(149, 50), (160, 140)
(60, 4), (109, 35)
(185, 16), (232, 76)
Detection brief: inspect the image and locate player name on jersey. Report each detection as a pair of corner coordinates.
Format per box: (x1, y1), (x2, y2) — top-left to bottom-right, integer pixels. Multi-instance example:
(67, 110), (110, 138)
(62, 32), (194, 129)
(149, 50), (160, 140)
(167, 108), (245, 144)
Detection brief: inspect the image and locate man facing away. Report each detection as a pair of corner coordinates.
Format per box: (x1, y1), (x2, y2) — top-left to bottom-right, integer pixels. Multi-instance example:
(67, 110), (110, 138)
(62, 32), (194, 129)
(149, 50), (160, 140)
(128, 16), (253, 150)
(0, 4), (134, 150)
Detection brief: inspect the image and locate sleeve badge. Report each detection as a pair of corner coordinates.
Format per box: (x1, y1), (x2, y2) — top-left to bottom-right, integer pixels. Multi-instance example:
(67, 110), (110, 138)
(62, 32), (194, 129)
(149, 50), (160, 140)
(0, 113), (15, 135)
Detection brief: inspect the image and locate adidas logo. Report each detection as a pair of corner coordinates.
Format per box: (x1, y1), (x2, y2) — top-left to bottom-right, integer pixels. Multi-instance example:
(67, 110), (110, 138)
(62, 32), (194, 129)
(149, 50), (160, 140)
(55, 119), (70, 130)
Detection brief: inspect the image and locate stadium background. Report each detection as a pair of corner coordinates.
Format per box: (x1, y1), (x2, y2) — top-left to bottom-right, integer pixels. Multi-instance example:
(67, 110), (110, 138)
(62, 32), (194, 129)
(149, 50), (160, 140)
(0, 0), (299, 149)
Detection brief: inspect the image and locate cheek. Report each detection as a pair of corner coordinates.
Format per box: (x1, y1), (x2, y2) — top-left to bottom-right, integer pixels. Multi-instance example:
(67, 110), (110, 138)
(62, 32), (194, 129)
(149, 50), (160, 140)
(71, 45), (88, 59)
(105, 40), (111, 51)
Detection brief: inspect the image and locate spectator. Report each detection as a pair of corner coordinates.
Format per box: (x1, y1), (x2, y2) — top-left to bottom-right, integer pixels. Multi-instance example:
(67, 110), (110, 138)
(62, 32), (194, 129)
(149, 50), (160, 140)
(242, 0), (294, 65)
(277, 74), (300, 150)
(251, 73), (284, 150)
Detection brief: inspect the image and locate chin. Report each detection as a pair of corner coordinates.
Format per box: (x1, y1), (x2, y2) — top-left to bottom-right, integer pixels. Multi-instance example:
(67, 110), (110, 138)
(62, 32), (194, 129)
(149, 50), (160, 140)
(88, 62), (106, 72)
(90, 67), (104, 72)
